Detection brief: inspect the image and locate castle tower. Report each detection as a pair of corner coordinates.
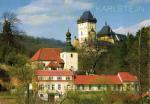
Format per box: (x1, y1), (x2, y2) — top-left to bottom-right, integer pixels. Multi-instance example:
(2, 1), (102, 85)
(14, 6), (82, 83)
(77, 11), (97, 44)
(60, 29), (78, 71)
(97, 22), (115, 44)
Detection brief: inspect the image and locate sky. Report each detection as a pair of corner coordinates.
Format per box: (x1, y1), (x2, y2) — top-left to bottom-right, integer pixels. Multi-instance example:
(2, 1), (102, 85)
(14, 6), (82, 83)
(0, 0), (150, 41)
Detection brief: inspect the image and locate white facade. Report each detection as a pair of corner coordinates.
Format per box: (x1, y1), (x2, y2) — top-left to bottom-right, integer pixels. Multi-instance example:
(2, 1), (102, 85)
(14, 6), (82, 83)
(78, 22), (96, 43)
(37, 76), (74, 95)
(60, 52), (78, 71)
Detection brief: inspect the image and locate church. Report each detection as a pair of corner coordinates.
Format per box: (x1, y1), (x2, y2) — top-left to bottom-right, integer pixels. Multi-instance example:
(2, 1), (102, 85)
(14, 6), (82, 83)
(31, 11), (139, 100)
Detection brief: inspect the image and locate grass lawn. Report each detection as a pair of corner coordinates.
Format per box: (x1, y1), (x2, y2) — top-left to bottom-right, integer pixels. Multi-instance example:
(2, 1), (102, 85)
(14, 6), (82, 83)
(0, 91), (16, 104)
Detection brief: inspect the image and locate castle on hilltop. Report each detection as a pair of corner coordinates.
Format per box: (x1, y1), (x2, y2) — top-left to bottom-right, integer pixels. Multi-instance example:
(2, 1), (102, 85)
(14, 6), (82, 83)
(31, 11), (138, 101)
(73, 11), (126, 47)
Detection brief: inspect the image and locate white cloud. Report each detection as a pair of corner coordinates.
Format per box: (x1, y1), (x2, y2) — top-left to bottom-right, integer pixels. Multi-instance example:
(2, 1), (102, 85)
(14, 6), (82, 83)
(114, 19), (150, 35)
(18, 14), (50, 26)
(128, 0), (150, 5)
(17, 0), (93, 26)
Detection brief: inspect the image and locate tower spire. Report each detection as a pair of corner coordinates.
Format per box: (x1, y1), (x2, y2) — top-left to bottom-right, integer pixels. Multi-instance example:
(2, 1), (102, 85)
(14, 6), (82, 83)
(105, 21), (107, 26)
(64, 29), (75, 52)
(68, 27), (69, 32)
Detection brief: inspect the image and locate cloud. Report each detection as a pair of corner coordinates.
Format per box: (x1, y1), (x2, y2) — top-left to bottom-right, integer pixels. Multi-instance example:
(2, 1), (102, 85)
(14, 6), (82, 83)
(128, 0), (150, 5)
(114, 19), (150, 35)
(17, 0), (93, 26)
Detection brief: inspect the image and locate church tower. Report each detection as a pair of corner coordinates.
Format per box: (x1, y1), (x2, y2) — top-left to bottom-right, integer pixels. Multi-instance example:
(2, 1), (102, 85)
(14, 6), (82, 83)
(60, 29), (78, 71)
(77, 11), (97, 44)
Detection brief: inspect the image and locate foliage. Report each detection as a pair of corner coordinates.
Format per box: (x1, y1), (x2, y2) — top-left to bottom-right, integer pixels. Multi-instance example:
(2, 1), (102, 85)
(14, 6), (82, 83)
(59, 91), (140, 104)
(78, 27), (150, 91)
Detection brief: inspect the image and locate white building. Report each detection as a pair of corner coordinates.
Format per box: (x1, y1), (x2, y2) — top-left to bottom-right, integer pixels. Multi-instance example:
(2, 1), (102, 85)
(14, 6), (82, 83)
(77, 11), (97, 44)
(34, 70), (139, 100)
(35, 70), (74, 97)
(31, 30), (78, 72)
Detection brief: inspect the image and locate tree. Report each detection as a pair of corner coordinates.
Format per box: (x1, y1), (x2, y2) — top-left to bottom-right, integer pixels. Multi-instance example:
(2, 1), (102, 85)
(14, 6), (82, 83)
(78, 40), (107, 74)
(1, 12), (20, 47)
(8, 54), (36, 104)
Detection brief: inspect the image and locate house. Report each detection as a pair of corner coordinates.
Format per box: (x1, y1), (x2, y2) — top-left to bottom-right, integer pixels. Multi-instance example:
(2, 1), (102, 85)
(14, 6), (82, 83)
(34, 70), (139, 99)
(35, 70), (74, 97)
(31, 48), (64, 70)
(75, 72), (139, 93)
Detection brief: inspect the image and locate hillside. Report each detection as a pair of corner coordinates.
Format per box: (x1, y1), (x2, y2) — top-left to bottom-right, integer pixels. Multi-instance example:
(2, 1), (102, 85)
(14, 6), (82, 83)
(0, 33), (65, 57)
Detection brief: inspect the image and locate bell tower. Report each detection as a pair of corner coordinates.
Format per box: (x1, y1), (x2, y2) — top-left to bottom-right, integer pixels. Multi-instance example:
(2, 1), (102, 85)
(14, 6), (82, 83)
(60, 29), (78, 71)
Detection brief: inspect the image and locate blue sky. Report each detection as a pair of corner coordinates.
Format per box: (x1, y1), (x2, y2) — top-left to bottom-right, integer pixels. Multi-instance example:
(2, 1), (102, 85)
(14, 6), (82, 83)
(0, 0), (150, 41)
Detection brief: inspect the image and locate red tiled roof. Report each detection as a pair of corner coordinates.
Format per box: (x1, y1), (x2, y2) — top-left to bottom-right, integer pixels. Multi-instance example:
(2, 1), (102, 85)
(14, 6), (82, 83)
(35, 70), (74, 76)
(118, 72), (138, 82)
(31, 48), (62, 61)
(74, 75), (122, 85)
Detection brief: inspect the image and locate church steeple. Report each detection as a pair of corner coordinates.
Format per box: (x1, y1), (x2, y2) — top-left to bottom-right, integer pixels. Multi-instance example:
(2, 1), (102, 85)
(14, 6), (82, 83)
(60, 29), (78, 71)
(66, 29), (71, 43)
(64, 29), (75, 52)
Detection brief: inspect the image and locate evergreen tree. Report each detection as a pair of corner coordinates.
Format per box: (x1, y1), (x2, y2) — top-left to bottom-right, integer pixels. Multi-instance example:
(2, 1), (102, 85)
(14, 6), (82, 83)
(1, 12), (20, 47)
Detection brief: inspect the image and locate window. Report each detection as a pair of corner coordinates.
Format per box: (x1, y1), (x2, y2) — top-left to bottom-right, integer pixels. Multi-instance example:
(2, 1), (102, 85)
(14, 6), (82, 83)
(66, 77), (71, 80)
(70, 54), (73, 58)
(52, 84), (55, 90)
(57, 77), (62, 80)
(71, 66), (73, 69)
(58, 84), (61, 90)
(49, 76), (53, 80)
(48, 85), (50, 90)
(98, 85), (100, 90)
(67, 85), (70, 89)
(39, 84), (44, 90)
(89, 85), (91, 90)
(38, 76), (43, 80)
(40, 94), (43, 97)
(81, 85), (84, 90)
(77, 85), (80, 90)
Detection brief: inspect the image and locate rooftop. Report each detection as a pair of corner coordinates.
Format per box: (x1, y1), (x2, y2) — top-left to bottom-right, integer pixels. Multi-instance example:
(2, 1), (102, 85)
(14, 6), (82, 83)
(75, 72), (138, 85)
(77, 11), (97, 24)
(118, 72), (138, 82)
(97, 22), (115, 37)
(35, 70), (74, 76)
(31, 48), (62, 61)
(75, 75), (122, 85)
